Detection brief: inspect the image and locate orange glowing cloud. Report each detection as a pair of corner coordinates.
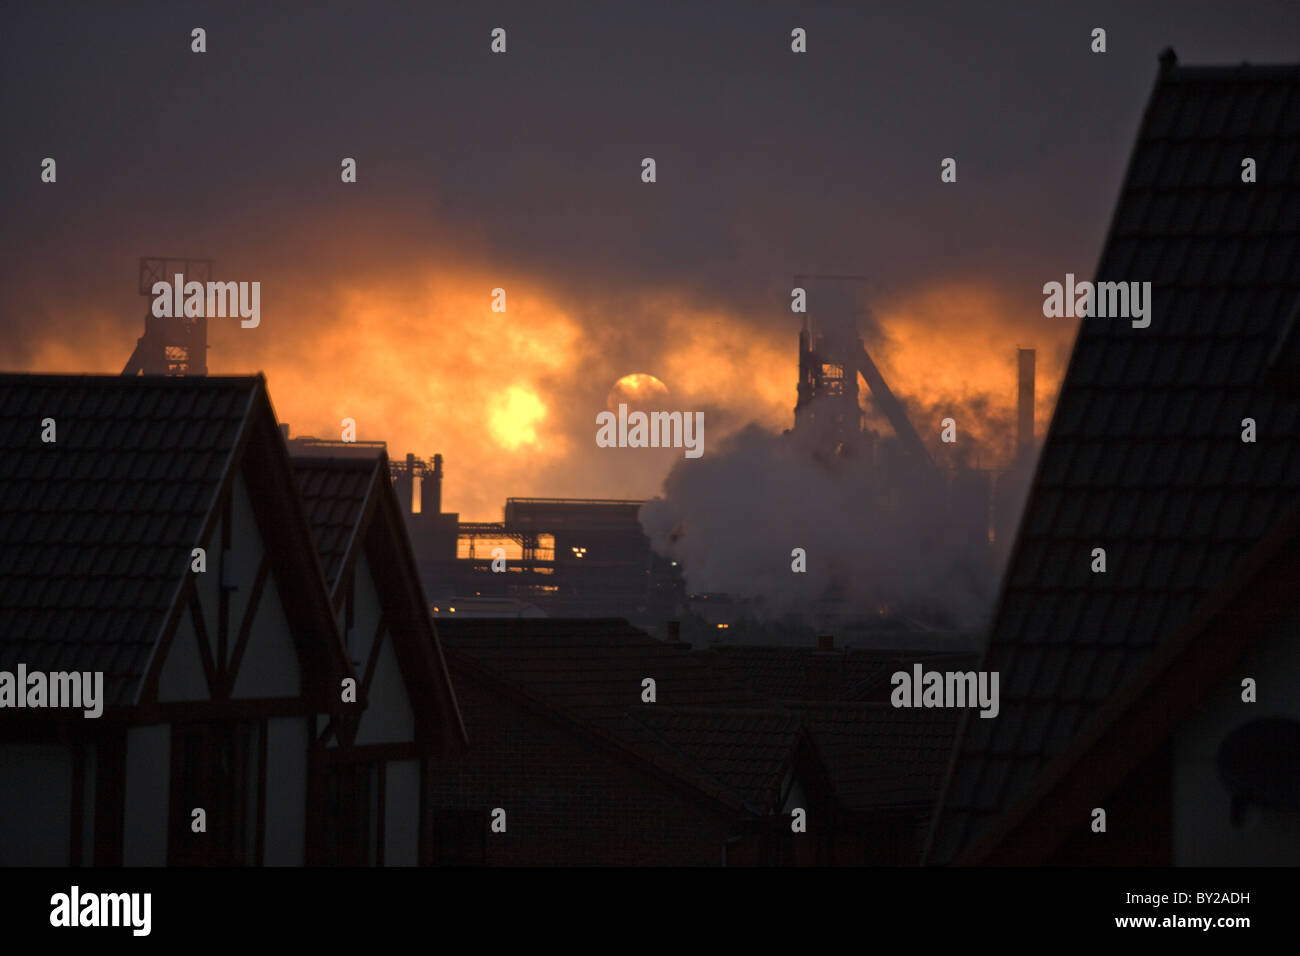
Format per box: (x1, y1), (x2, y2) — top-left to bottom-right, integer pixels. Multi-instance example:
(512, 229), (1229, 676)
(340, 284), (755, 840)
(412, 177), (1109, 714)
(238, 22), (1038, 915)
(6, 208), (1071, 521)
(21, 305), (141, 374)
(650, 299), (793, 429)
(869, 279), (1074, 459)
(215, 268), (586, 519)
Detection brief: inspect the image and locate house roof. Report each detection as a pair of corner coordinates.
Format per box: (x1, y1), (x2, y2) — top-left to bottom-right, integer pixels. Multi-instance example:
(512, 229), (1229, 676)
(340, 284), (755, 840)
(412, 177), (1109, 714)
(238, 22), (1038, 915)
(292, 456), (380, 589)
(436, 618), (794, 811)
(701, 645), (972, 812)
(292, 453), (469, 751)
(927, 54), (1300, 864)
(438, 620), (964, 814)
(791, 702), (961, 811)
(704, 644), (978, 702)
(437, 618), (758, 715)
(628, 707), (805, 810)
(0, 374), (258, 708)
(704, 645), (887, 700)
(944, 501), (1300, 864)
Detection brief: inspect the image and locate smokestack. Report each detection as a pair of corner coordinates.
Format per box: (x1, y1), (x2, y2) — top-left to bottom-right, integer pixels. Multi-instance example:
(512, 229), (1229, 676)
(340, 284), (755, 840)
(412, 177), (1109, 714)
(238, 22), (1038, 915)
(405, 453), (417, 514)
(667, 620), (681, 644)
(392, 455), (414, 516)
(430, 453), (443, 515)
(1017, 348), (1035, 463)
(795, 318), (813, 429)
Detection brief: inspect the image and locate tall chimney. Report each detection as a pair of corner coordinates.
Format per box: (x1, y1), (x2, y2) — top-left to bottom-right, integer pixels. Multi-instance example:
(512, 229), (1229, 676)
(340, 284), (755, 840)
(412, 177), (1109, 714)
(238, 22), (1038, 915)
(667, 620), (681, 644)
(1017, 348), (1035, 463)
(795, 318), (812, 429)
(404, 453), (417, 514)
(392, 456), (414, 516)
(429, 453), (443, 515)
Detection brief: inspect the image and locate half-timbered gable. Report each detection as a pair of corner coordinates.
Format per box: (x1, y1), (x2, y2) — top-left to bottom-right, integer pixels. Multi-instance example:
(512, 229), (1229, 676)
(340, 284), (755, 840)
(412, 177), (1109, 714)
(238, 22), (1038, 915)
(293, 455), (466, 865)
(0, 373), (354, 866)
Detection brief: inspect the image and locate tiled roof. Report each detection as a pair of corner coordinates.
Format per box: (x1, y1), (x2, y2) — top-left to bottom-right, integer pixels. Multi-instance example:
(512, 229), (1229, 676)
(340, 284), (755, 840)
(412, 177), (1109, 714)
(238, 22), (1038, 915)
(439, 620), (967, 813)
(704, 645), (886, 700)
(437, 618), (757, 714)
(629, 707), (804, 810)
(0, 374), (258, 708)
(292, 456), (379, 589)
(297, 453), (469, 751)
(928, 57), (1300, 863)
(792, 702), (960, 810)
(436, 618), (788, 808)
(705, 644), (979, 702)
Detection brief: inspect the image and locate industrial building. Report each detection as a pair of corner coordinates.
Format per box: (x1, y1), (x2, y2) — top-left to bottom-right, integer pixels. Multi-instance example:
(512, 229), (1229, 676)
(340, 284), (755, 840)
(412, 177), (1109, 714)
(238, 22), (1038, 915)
(279, 427), (685, 628)
(121, 257), (213, 377)
(280, 316), (1037, 633)
(783, 278), (1039, 628)
(415, 492), (685, 627)
(792, 282), (1036, 544)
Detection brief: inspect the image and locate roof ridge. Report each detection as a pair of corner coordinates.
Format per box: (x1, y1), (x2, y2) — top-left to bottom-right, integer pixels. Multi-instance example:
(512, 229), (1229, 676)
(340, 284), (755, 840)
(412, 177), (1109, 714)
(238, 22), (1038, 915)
(0, 372), (264, 385)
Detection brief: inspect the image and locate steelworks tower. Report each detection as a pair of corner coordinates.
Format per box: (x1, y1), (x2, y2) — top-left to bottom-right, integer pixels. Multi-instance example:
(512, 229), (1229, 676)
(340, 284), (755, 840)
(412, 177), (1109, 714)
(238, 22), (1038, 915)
(791, 278), (936, 485)
(122, 257), (212, 376)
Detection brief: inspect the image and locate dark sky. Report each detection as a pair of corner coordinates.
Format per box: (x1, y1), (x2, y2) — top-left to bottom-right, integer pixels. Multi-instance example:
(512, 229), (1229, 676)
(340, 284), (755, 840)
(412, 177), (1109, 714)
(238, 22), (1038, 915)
(2, 1), (1296, 517)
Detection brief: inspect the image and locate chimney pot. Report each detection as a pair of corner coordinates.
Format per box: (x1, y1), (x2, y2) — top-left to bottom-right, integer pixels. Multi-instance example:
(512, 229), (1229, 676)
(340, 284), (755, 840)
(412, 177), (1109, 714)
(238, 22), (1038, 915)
(667, 620), (681, 643)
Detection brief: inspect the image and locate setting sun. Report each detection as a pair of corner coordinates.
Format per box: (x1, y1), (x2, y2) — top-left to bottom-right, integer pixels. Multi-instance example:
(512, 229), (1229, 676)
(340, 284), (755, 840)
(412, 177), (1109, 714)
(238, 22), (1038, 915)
(607, 372), (669, 411)
(489, 385), (547, 449)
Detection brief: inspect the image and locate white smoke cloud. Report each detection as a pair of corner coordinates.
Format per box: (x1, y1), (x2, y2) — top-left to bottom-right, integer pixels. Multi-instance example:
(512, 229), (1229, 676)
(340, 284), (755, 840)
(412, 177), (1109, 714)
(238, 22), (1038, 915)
(640, 421), (1008, 629)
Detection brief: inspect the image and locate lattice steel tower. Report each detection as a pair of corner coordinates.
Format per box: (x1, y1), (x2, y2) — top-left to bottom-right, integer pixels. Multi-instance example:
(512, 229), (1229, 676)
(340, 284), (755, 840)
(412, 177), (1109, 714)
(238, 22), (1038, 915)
(122, 257), (213, 376)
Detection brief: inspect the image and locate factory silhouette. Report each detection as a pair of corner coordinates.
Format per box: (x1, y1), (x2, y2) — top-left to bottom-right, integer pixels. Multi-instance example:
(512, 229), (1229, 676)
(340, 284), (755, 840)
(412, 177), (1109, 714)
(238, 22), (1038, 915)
(120, 258), (1036, 642)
